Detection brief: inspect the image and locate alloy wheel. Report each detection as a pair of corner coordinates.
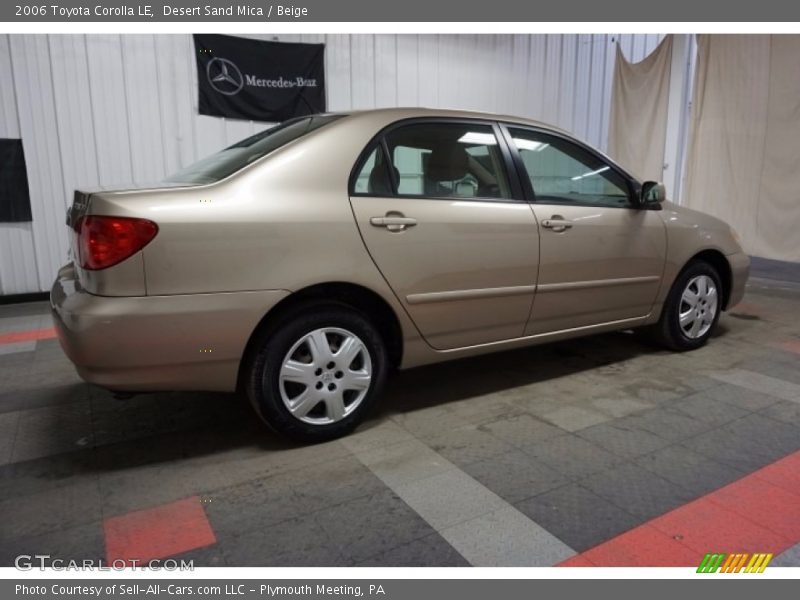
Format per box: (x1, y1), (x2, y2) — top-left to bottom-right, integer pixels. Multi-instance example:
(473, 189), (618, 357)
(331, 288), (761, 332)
(278, 327), (372, 425)
(679, 275), (718, 339)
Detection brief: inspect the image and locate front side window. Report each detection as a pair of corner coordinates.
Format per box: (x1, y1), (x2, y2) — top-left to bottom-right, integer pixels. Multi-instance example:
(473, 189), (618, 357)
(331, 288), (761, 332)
(508, 128), (631, 207)
(165, 114), (343, 185)
(382, 122), (511, 199)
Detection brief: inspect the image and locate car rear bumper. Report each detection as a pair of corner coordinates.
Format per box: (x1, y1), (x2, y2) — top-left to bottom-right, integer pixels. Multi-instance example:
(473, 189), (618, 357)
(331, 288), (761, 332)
(727, 251), (750, 310)
(50, 263), (289, 392)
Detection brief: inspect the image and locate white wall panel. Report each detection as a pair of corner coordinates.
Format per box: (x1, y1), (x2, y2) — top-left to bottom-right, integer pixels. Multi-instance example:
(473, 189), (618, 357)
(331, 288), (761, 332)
(0, 33), (671, 295)
(85, 35), (134, 186)
(8, 35), (71, 292)
(152, 35), (192, 175)
(0, 34), (40, 295)
(48, 35), (99, 193)
(374, 35), (398, 108)
(395, 35), (418, 106)
(121, 35), (169, 184)
(417, 35), (439, 107)
(325, 34), (352, 111)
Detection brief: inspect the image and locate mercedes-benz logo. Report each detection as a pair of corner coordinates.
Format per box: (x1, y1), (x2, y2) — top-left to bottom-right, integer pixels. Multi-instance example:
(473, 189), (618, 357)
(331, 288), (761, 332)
(206, 57), (244, 96)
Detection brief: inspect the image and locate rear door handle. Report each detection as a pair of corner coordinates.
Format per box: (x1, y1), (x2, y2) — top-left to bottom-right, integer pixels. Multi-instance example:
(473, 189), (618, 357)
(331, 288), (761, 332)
(370, 215), (417, 232)
(541, 216), (573, 232)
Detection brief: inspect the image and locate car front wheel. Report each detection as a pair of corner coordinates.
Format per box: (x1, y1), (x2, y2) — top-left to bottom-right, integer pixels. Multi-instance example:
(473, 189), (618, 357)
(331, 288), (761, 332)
(650, 260), (723, 351)
(245, 305), (387, 442)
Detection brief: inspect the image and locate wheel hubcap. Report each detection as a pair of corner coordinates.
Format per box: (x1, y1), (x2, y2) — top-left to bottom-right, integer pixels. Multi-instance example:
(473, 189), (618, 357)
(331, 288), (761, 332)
(278, 327), (372, 425)
(679, 275), (718, 339)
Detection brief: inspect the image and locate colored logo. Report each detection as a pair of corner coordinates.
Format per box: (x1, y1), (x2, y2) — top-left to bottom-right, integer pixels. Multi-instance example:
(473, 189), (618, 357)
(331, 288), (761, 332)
(697, 552), (772, 573)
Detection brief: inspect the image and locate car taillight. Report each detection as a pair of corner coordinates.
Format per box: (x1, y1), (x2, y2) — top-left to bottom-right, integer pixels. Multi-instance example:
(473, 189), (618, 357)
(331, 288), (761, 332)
(77, 216), (158, 270)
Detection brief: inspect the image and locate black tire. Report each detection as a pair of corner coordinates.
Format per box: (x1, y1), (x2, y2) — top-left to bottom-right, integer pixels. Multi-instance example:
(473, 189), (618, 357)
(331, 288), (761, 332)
(649, 260), (723, 351)
(245, 304), (388, 442)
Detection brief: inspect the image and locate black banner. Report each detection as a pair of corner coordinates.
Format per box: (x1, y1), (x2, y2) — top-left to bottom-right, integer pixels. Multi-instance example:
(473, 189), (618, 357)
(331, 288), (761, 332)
(0, 139), (32, 223)
(194, 34), (325, 122)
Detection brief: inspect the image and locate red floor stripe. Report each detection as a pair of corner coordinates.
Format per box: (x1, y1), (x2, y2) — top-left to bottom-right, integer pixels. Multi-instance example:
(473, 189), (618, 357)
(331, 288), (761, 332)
(0, 327), (57, 345)
(559, 450), (800, 567)
(104, 496), (216, 566)
(774, 339), (800, 356)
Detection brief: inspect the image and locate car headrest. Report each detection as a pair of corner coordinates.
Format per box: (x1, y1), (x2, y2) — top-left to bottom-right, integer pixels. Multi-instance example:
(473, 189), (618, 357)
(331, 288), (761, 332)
(427, 144), (469, 182)
(368, 164), (392, 196)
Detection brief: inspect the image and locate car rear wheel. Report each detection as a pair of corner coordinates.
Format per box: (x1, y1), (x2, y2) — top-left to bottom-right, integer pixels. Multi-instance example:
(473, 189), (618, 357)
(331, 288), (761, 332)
(650, 260), (723, 351)
(245, 305), (387, 442)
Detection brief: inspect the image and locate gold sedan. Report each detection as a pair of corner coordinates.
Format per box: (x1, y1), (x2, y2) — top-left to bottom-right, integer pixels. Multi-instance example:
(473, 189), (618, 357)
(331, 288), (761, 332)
(51, 108), (749, 441)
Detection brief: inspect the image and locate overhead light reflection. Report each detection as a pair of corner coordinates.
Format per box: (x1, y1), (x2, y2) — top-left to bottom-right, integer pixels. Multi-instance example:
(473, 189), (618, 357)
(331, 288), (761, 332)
(458, 132), (498, 145)
(571, 166), (609, 181)
(514, 139), (549, 152)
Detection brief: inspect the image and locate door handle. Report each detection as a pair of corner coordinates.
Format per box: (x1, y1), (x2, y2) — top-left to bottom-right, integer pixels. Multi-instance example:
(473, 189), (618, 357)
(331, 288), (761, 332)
(541, 216), (573, 232)
(370, 214), (417, 232)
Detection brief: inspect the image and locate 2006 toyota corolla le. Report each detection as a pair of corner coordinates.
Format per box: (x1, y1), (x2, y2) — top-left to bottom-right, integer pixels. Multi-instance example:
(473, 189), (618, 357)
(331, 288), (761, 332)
(51, 108), (749, 441)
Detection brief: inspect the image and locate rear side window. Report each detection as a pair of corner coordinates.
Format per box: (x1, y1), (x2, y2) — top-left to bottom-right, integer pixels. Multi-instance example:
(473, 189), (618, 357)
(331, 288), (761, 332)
(353, 145), (394, 195)
(165, 115), (343, 184)
(352, 122), (512, 199)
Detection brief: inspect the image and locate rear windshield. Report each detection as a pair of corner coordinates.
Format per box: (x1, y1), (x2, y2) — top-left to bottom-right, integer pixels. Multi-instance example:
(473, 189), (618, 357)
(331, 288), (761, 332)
(164, 114), (343, 184)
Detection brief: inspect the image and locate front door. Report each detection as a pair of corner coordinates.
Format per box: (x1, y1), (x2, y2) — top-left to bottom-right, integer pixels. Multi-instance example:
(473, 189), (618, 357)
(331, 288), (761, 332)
(349, 120), (540, 350)
(504, 126), (667, 335)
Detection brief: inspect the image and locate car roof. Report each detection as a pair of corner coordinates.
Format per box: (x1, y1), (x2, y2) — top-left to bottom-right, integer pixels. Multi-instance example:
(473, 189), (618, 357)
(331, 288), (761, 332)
(334, 107), (573, 137)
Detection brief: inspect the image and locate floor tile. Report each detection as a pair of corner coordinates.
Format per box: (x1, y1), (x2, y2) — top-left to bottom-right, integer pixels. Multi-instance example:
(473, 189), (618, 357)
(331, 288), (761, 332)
(709, 369), (800, 403)
(393, 469), (508, 530)
(615, 407), (714, 442)
(516, 483), (641, 552)
(222, 513), (349, 567)
(0, 412), (19, 466)
(539, 405), (611, 432)
(0, 520), (104, 567)
(635, 444), (745, 498)
(440, 504), (574, 566)
(423, 426), (516, 467)
(580, 462), (695, 520)
(576, 422), (670, 459)
(772, 543), (800, 567)
(0, 478), (102, 541)
(522, 434), (623, 479)
(476, 413), (563, 448)
(590, 396), (655, 418)
(659, 393), (750, 428)
(461, 449), (568, 504)
(356, 532), (469, 567)
(315, 490), (435, 563)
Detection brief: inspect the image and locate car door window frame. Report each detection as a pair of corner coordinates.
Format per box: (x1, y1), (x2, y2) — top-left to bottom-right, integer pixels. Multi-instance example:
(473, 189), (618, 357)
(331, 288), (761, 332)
(498, 123), (646, 209)
(349, 117), (526, 203)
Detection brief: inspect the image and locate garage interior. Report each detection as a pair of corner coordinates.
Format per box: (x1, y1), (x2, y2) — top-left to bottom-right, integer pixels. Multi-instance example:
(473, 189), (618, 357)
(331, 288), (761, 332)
(1, 33), (800, 568)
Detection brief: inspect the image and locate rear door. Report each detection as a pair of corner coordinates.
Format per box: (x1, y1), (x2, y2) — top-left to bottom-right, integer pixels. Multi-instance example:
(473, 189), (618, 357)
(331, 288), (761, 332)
(349, 120), (540, 350)
(503, 126), (667, 335)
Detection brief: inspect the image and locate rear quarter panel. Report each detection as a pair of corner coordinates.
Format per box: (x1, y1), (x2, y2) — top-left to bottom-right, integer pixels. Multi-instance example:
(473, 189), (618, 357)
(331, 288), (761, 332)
(136, 112), (432, 366)
(130, 115), (394, 296)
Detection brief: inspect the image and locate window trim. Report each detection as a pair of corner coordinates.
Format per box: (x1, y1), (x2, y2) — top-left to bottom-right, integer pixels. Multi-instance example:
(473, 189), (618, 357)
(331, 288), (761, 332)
(498, 123), (648, 210)
(348, 117), (526, 203)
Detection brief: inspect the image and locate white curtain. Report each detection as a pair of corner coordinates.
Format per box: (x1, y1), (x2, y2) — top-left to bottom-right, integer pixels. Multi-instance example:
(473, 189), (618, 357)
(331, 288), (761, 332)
(607, 35), (673, 182)
(684, 35), (800, 262)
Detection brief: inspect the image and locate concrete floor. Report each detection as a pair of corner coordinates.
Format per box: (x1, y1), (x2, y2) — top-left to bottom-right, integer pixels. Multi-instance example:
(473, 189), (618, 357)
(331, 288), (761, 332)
(1, 261), (799, 567)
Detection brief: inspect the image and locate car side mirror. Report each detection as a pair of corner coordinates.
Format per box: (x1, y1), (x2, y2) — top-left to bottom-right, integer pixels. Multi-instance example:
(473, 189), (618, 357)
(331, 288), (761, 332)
(640, 181), (666, 206)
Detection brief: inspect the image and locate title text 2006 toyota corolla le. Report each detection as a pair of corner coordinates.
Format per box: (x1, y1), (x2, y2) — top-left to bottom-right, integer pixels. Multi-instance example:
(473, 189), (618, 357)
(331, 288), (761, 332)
(51, 108), (749, 441)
